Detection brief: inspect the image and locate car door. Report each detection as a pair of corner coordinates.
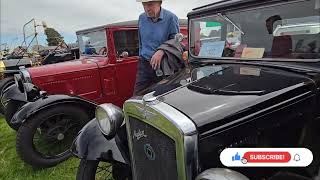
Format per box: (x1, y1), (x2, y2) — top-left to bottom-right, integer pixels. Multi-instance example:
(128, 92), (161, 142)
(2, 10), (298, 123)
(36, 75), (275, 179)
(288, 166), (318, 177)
(113, 28), (139, 106)
(98, 28), (139, 107)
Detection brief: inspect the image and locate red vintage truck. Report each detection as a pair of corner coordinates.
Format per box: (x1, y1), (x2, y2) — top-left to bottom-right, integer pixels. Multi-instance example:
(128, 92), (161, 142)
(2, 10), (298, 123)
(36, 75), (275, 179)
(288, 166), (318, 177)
(1, 20), (187, 168)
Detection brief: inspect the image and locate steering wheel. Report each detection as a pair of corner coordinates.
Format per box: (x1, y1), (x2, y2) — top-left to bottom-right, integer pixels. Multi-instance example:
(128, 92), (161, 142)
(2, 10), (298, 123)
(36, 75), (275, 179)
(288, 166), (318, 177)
(98, 47), (107, 55)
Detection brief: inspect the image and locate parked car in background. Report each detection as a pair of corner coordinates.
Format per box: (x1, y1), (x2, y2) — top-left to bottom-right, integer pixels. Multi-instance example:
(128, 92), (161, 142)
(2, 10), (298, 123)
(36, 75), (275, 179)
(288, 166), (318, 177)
(1, 20), (187, 168)
(72, 0), (320, 179)
(0, 26), (78, 114)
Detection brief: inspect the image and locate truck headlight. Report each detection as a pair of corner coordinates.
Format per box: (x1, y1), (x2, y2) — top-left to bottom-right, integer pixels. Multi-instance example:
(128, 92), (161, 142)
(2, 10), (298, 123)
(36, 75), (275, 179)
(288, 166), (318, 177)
(14, 73), (40, 101)
(19, 67), (32, 83)
(23, 83), (40, 101)
(14, 74), (24, 93)
(96, 104), (124, 138)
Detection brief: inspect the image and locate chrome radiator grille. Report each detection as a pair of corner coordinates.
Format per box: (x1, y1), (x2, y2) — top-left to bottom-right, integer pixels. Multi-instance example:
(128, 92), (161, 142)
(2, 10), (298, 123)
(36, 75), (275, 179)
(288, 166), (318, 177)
(128, 116), (178, 180)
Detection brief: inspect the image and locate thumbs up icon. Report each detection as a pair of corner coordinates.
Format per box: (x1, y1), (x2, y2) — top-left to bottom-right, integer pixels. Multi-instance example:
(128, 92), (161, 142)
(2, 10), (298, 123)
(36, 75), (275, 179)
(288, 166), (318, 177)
(294, 154), (301, 161)
(232, 152), (241, 161)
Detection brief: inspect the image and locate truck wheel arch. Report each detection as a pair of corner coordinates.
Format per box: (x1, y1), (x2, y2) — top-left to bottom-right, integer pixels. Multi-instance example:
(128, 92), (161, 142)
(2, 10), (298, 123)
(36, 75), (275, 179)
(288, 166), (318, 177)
(12, 95), (97, 126)
(24, 101), (96, 123)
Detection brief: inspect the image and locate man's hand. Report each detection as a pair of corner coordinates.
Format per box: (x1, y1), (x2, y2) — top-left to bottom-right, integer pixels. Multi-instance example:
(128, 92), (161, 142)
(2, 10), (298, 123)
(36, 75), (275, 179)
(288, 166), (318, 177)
(150, 50), (164, 70)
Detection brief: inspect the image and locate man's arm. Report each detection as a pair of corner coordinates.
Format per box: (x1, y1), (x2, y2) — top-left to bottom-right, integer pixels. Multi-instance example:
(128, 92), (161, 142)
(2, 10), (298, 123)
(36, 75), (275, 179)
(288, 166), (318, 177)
(138, 15), (142, 57)
(150, 15), (179, 70)
(168, 16), (179, 39)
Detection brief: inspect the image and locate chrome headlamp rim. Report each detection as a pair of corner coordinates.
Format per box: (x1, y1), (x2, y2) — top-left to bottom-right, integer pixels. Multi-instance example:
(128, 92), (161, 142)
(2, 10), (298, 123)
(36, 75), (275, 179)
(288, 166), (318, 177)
(18, 67), (38, 101)
(95, 103), (124, 138)
(23, 82), (40, 101)
(96, 105), (112, 135)
(14, 74), (24, 93)
(19, 67), (32, 83)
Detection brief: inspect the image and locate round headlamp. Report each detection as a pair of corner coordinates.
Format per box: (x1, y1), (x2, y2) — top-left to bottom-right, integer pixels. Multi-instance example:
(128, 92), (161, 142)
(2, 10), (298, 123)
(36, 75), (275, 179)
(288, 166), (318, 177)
(95, 104), (124, 137)
(23, 83), (40, 101)
(14, 74), (24, 93)
(19, 67), (32, 83)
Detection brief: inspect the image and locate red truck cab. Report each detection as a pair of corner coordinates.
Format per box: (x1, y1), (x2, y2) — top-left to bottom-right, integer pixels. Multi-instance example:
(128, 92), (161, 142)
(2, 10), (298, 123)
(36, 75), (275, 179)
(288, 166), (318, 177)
(27, 20), (187, 107)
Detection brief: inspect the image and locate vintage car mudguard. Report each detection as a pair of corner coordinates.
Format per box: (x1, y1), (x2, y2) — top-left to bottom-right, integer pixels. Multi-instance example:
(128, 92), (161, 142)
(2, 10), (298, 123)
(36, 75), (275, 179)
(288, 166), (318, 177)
(1, 84), (27, 103)
(71, 119), (127, 164)
(10, 94), (97, 126)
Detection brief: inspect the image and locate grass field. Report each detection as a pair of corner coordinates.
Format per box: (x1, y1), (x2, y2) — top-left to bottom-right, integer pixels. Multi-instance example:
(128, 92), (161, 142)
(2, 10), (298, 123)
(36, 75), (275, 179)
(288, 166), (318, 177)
(0, 116), (80, 180)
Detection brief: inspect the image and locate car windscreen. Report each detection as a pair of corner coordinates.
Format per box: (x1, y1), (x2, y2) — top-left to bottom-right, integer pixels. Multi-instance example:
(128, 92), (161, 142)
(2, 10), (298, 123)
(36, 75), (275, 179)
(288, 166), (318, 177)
(189, 0), (320, 61)
(77, 30), (107, 56)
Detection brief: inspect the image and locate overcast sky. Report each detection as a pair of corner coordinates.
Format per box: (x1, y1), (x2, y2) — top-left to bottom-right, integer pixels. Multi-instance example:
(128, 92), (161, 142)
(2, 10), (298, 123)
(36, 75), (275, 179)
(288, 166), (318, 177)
(1, 0), (219, 48)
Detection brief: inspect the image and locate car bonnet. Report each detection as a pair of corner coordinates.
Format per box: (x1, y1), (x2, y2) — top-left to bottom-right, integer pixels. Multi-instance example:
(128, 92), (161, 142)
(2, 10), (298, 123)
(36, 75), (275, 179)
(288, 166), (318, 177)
(159, 64), (316, 134)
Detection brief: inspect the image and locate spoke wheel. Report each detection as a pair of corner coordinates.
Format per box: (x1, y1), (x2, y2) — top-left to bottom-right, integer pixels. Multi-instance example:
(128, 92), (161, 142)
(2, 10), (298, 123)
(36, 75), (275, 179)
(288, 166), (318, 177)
(77, 159), (131, 180)
(16, 105), (90, 168)
(32, 113), (81, 158)
(96, 162), (113, 180)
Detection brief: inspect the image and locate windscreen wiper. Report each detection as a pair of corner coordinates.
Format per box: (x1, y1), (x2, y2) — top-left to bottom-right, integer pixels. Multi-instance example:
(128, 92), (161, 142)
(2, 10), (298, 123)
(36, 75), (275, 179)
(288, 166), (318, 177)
(218, 13), (245, 35)
(187, 84), (266, 95)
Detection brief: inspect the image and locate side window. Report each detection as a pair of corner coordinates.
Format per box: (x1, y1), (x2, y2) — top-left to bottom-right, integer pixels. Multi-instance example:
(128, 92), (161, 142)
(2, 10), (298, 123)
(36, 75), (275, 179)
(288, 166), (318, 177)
(190, 0), (320, 60)
(78, 30), (107, 56)
(113, 30), (139, 58)
(273, 16), (320, 58)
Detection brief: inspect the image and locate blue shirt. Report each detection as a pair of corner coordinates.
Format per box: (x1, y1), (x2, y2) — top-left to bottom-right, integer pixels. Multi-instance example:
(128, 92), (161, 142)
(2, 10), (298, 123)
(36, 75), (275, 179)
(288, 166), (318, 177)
(138, 8), (179, 60)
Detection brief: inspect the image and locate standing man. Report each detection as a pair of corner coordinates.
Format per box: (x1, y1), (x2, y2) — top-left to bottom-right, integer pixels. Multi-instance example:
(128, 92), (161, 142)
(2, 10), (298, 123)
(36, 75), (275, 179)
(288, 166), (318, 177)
(134, 0), (179, 95)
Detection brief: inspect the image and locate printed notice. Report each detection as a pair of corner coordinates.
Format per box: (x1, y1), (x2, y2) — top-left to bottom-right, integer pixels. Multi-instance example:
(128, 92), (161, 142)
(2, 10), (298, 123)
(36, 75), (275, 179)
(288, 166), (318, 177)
(199, 41), (225, 57)
(241, 47), (265, 59)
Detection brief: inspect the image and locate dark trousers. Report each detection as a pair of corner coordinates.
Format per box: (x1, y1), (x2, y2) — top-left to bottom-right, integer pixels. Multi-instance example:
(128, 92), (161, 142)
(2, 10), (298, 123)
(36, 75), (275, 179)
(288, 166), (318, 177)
(133, 58), (161, 96)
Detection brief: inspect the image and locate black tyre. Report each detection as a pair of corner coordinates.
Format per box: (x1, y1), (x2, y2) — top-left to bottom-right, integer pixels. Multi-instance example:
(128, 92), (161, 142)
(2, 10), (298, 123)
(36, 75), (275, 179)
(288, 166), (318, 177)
(76, 159), (131, 180)
(4, 99), (26, 130)
(0, 76), (15, 114)
(16, 105), (90, 168)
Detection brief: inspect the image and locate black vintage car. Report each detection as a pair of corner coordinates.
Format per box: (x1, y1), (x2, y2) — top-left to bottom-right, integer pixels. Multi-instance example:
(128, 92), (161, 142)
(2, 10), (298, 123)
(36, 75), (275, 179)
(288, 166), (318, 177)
(72, 0), (320, 179)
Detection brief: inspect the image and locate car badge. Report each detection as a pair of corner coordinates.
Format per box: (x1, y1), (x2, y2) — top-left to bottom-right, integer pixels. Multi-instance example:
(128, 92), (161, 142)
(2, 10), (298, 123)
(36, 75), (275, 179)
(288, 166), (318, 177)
(144, 144), (156, 161)
(136, 105), (157, 120)
(133, 129), (147, 141)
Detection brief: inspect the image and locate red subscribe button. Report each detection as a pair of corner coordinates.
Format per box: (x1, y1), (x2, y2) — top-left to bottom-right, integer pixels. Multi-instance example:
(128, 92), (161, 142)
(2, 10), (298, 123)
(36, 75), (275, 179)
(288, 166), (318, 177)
(243, 152), (291, 163)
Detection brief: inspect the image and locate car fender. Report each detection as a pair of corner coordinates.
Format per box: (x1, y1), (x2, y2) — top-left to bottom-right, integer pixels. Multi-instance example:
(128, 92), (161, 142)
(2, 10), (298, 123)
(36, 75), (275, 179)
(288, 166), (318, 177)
(11, 94), (97, 126)
(1, 84), (27, 103)
(71, 118), (127, 164)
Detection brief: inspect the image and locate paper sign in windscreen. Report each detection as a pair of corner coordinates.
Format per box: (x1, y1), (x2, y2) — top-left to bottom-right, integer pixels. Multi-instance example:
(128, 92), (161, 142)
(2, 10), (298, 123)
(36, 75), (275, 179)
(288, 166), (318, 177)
(241, 48), (265, 58)
(198, 41), (225, 57)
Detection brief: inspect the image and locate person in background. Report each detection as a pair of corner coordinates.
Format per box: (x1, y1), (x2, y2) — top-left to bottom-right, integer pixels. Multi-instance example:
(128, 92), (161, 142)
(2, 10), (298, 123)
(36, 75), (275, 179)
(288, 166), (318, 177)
(266, 15), (293, 58)
(134, 0), (179, 94)
(84, 41), (96, 55)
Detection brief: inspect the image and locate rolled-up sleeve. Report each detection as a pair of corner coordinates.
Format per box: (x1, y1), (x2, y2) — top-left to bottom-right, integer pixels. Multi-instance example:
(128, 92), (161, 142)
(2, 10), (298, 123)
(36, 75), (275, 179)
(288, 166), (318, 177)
(168, 16), (179, 39)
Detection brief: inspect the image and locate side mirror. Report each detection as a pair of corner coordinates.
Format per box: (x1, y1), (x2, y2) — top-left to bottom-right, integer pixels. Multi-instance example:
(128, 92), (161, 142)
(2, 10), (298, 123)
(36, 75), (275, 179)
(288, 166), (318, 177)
(120, 51), (129, 58)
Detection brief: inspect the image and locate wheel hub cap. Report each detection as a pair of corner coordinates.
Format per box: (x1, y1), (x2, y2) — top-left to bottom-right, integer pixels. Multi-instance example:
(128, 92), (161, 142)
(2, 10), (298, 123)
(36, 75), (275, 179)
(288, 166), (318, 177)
(57, 133), (65, 141)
